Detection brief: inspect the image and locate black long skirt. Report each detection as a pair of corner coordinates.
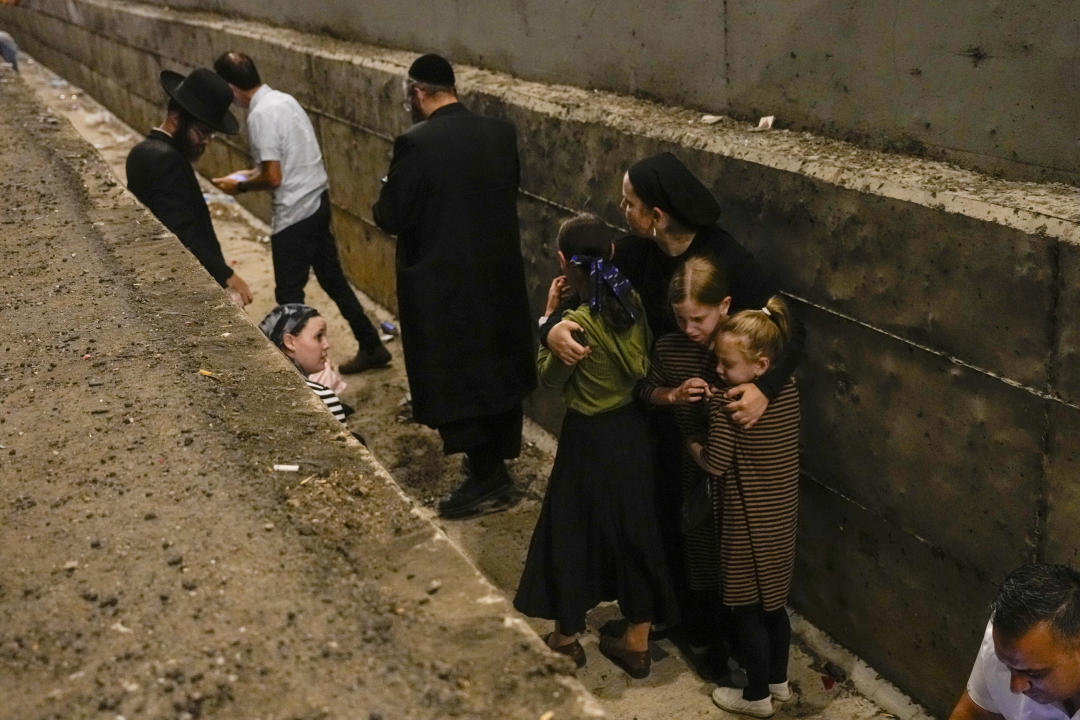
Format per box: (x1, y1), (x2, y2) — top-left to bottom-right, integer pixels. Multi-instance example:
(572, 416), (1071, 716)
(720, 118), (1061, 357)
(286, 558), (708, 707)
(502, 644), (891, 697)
(513, 404), (679, 635)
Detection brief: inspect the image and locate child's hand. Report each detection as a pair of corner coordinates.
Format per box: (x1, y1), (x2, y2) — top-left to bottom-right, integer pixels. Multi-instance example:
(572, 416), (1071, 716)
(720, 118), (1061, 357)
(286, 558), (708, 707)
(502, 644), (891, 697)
(722, 383), (769, 428)
(669, 377), (715, 405)
(545, 275), (568, 316)
(309, 361), (347, 395)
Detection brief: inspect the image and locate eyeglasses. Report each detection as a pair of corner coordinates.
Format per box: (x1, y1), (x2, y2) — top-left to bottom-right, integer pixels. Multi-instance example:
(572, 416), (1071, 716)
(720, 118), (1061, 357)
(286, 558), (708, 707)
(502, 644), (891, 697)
(401, 82), (416, 112)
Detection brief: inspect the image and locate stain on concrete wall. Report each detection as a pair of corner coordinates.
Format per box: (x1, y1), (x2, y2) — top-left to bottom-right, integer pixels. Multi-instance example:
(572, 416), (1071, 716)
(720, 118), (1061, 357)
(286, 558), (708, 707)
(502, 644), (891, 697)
(5, 1), (1080, 716)
(81, 0), (1080, 185)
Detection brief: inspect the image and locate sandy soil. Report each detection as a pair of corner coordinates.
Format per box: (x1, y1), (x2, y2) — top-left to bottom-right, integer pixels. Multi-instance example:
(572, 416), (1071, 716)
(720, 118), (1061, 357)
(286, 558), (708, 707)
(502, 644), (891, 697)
(0, 53), (913, 720)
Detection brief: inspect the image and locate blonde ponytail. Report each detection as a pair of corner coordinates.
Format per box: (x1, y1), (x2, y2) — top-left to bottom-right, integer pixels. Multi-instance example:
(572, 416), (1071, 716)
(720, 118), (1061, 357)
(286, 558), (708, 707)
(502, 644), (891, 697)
(720, 295), (790, 362)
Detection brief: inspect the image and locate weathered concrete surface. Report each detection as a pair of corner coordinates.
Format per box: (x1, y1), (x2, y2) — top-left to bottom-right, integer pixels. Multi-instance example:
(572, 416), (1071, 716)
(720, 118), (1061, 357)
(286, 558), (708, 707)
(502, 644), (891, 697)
(6, 2), (1080, 717)
(797, 305), (1045, 573)
(56, 0), (1080, 185)
(793, 478), (1000, 716)
(0, 63), (595, 720)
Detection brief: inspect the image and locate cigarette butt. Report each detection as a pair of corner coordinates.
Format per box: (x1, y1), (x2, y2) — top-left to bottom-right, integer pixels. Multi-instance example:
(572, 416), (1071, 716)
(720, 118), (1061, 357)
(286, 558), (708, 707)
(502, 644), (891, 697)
(273, 464), (300, 472)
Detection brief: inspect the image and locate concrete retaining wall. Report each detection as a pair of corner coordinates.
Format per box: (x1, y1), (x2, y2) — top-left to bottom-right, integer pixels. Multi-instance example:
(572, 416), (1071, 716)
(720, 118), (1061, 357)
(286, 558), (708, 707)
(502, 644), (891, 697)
(5, 1), (1080, 716)
(46, 0), (1080, 186)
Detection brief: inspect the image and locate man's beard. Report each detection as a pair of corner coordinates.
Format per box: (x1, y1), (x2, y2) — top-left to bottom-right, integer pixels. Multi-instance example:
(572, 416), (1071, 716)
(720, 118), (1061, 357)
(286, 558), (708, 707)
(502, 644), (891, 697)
(409, 95), (425, 124)
(175, 115), (206, 162)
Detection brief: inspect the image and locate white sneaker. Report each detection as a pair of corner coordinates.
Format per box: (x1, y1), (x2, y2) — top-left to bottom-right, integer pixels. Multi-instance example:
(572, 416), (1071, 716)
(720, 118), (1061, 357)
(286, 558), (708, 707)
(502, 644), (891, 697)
(769, 681), (792, 702)
(711, 686), (775, 718)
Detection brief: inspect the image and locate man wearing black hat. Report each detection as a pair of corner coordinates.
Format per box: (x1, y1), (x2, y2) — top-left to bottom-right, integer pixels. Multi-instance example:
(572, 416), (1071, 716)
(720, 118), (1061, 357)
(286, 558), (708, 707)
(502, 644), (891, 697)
(373, 53), (536, 518)
(126, 68), (253, 305)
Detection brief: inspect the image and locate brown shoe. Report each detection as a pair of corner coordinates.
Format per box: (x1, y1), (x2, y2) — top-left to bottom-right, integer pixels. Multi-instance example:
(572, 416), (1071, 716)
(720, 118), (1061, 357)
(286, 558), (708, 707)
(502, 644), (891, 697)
(599, 634), (650, 678)
(544, 633), (586, 669)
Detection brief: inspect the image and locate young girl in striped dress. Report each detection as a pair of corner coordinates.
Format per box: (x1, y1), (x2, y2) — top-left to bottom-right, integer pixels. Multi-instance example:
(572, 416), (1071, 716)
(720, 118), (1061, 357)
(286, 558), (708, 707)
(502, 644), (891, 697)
(688, 296), (800, 718)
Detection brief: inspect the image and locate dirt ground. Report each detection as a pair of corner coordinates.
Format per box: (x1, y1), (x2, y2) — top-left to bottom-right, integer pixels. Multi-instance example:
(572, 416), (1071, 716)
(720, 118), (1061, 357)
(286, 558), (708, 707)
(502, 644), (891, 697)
(0, 53), (918, 720)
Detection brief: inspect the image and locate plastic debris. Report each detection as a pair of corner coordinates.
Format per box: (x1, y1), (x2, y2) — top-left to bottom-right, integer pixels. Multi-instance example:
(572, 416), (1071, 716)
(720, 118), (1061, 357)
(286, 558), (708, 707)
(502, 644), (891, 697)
(84, 111), (109, 127)
(750, 115), (775, 132)
(700, 114), (723, 125)
(380, 321), (398, 335)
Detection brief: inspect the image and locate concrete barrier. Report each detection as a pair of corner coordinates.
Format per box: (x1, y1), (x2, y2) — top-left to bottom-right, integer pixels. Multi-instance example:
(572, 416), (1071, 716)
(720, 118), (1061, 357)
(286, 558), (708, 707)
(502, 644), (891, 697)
(55, 0), (1080, 186)
(5, 1), (1080, 715)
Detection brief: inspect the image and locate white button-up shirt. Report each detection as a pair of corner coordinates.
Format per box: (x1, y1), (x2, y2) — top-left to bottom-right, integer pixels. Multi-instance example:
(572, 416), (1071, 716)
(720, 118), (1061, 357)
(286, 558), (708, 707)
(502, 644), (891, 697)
(247, 84), (329, 235)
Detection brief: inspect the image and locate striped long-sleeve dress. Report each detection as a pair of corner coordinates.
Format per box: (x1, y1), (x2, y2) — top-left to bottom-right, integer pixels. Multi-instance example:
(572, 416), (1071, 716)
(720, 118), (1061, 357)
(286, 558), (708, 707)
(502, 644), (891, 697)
(702, 379), (800, 611)
(306, 379), (347, 423)
(641, 332), (723, 591)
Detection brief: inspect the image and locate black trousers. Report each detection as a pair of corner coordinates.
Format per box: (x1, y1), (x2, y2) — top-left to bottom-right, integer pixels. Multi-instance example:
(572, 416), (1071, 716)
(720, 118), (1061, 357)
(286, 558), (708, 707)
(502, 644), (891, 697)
(270, 191), (380, 351)
(732, 604), (791, 701)
(438, 404), (523, 475)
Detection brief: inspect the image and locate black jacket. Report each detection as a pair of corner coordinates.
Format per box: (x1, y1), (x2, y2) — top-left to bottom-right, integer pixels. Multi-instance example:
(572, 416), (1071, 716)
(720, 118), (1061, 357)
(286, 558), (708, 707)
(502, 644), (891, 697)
(373, 103), (536, 427)
(126, 129), (232, 286)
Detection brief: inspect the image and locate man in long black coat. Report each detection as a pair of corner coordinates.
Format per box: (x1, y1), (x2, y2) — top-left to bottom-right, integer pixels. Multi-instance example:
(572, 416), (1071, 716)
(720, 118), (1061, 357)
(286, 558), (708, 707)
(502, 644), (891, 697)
(126, 68), (253, 305)
(373, 54), (535, 518)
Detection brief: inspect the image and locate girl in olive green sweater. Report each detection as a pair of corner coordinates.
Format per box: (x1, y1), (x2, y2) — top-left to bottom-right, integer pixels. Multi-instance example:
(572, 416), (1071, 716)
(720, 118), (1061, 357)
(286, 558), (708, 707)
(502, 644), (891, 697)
(514, 214), (678, 679)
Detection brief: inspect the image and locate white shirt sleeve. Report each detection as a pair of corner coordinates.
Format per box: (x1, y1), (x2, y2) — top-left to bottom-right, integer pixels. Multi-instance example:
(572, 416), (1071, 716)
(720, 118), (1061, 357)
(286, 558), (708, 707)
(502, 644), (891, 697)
(966, 620), (1001, 714)
(247, 108), (282, 165)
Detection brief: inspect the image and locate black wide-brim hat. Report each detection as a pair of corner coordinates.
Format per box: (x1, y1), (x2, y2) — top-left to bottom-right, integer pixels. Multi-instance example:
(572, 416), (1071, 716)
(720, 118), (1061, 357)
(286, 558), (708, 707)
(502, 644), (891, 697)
(160, 68), (239, 135)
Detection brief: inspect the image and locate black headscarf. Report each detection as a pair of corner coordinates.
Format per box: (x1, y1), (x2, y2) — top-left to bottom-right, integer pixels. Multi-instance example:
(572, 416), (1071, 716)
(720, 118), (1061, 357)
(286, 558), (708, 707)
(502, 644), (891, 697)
(627, 152), (721, 230)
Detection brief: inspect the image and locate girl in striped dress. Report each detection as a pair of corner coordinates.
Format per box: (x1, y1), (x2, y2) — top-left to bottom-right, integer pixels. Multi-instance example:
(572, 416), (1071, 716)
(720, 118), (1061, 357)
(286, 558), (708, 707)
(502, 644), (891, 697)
(640, 256), (730, 655)
(688, 296), (800, 719)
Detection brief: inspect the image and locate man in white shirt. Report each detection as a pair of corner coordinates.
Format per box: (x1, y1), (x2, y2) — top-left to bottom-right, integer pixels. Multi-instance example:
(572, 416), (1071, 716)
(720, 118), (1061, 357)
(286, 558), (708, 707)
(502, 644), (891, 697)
(212, 52), (390, 374)
(949, 563), (1080, 720)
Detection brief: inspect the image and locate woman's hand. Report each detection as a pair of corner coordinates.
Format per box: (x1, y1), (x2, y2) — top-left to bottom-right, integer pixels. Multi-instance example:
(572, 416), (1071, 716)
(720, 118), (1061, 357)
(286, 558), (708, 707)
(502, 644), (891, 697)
(545, 275), (569, 316)
(548, 319), (590, 366)
(722, 383), (769, 428)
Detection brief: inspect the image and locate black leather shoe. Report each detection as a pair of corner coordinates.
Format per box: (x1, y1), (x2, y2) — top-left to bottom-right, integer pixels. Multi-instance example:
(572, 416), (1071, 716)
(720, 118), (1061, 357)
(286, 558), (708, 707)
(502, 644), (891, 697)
(599, 634), (651, 679)
(438, 463), (514, 518)
(340, 344), (391, 374)
(544, 633), (586, 669)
